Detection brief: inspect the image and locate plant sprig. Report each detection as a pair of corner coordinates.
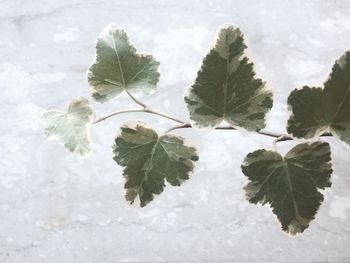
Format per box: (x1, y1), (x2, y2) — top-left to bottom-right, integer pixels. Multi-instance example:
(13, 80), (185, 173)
(41, 23), (350, 235)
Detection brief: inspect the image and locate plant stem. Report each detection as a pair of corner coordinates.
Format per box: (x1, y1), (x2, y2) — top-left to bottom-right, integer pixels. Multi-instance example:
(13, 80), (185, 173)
(93, 107), (185, 124)
(125, 90), (147, 108)
(168, 123), (332, 141)
(93, 93), (333, 142)
(93, 108), (145, 124)
(144, 108), (184, 124)
(165, 123), (190, 133)
(93, 106), (334, 141)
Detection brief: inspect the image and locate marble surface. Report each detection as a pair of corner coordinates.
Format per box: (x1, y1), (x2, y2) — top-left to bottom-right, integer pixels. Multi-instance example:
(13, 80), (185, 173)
(1, 0), (350, 262)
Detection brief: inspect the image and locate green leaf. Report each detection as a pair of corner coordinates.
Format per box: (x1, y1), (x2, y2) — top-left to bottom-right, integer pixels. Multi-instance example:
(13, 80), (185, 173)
(184, 24), (273, 131)
(112, 121), (199, 207)
(287, 51), (350, 148)
(241, 141), (332, 235)
(87, 24), (160, 103)
(41, 97), (94, 157)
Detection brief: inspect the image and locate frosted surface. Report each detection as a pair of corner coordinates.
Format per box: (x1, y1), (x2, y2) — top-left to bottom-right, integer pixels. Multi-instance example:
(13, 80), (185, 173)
(1, 0), (350, 262)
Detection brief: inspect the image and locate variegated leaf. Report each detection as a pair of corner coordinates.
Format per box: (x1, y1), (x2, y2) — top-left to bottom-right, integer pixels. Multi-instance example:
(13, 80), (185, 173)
(241, 141), (332, 235)
(88, 24), (160, 103)
(288, 51), (350, 148)
(185, 24), (273, 131)
(41, 97), (94, 157)
(113, 121), (199, 207)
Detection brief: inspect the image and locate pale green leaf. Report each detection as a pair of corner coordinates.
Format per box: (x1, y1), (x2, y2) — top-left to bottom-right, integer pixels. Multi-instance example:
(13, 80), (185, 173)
(87, 24), (160, 103)
(184, 24), (273, 131)
(241, 141), (332, 235)
(112, 121), (199, 207)
(41, 97), (94, 157)
(287, 51), (350, 148)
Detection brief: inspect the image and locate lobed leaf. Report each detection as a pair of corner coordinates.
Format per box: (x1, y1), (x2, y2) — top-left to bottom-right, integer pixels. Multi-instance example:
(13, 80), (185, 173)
(87, 24), (160, 103)
(184, 24), (273, 131)
(241, 141), (332, 235)
(287, 51), (350, 148)
(41, 97), (94, 157)
(113, 121), (199, 207)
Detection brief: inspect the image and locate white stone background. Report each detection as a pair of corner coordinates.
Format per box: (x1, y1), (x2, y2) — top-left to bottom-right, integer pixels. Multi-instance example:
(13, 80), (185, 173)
(1, 0), (350, 262)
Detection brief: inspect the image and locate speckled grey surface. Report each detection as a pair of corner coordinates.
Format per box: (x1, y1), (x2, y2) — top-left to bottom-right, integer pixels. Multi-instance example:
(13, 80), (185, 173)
(1, 0), (350, 262)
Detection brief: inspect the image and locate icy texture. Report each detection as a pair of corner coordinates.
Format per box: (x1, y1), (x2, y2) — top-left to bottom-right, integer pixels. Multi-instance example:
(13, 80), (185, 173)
(1, 0), (350, 262)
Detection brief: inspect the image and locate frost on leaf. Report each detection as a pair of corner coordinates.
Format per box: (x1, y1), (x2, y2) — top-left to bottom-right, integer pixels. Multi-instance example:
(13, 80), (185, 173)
(241, 141), (332, 235)
(184, 24), (273, 131)
(41, 97), (94, 157)
(287, 51), (350, 148)
(112, 121), (199, 207)
(87, 24), (160, 103)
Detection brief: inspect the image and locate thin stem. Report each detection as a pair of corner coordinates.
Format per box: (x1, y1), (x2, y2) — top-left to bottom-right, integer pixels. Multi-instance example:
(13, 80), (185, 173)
(144, 108), (185, 124)
(93, 107), (333, 141)
(165, 123), (191, 133)
(166, 123), (282, 138)
(273, 134), (289, 150)
(93, 108), (145, 124)
(274, 132), (333, 142)
(93, 107), (185, 125)
(126, 90), (147, 108)
(167, 124), (333, 141)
